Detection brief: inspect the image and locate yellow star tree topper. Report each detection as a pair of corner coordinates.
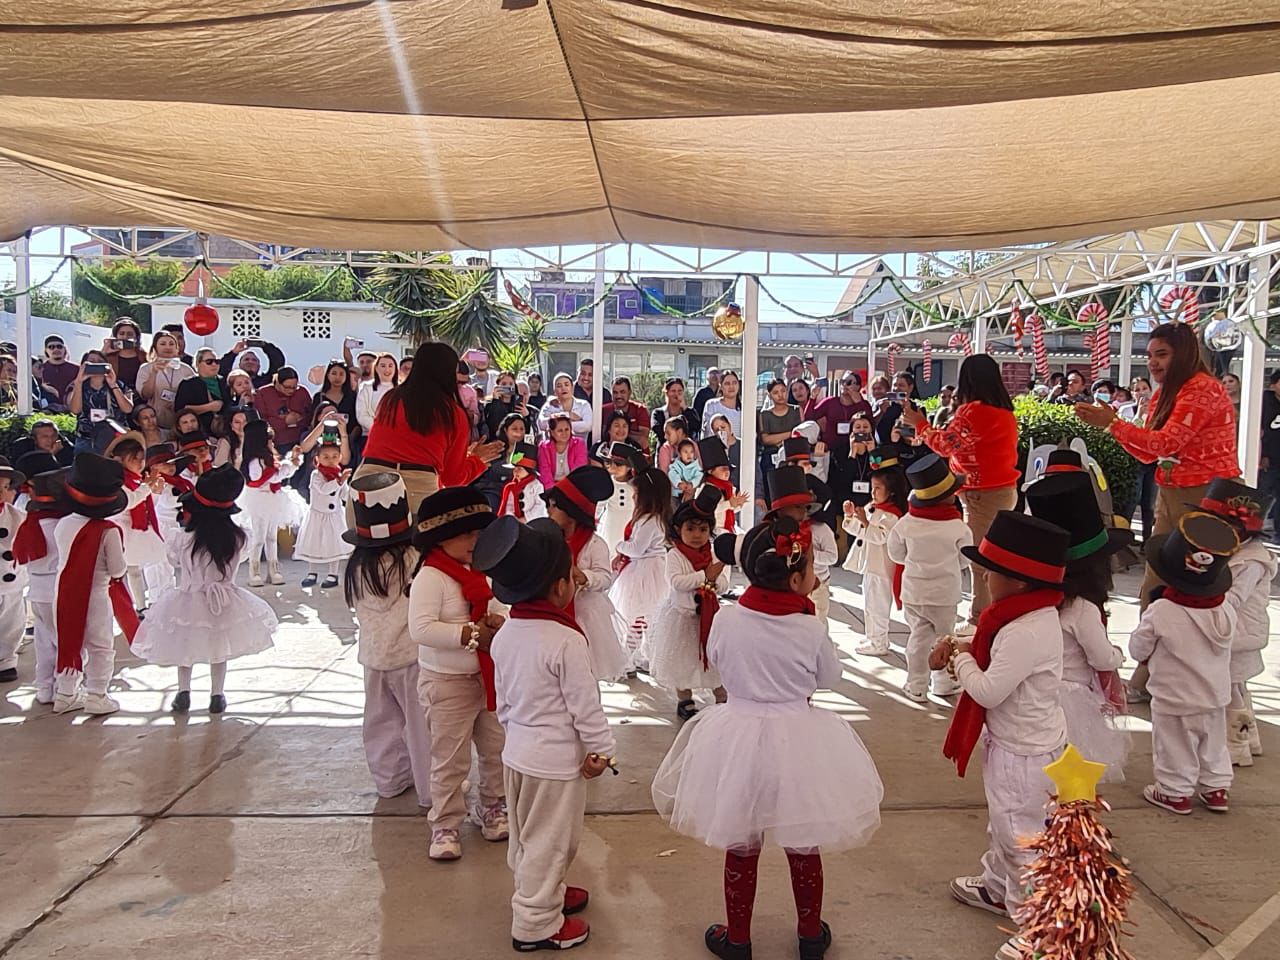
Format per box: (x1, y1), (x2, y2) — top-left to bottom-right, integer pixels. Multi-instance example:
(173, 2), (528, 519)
(1043, 743), (1107, 803)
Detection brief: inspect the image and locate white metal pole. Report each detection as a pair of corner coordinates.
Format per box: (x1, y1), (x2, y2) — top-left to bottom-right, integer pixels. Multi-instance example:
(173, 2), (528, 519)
(866, 337), (877, 381)
(14, 235), (32, 416)
(740, 276), (760, 529)
(1118, 314), (1133, 387)
(591, 247), (605, 442)
(1239, 222), (1269, 484)
(973, 316), (988, 354)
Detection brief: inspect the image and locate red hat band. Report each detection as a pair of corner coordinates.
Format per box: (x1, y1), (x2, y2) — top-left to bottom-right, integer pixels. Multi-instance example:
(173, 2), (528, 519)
(551, 478), (595, 519)
(977, 538), (1064, 584)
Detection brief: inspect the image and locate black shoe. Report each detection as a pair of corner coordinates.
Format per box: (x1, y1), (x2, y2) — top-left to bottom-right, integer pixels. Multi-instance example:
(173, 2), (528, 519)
(705, 924), (751, 960)
(798, 921), (832, 960)
(170, 690), (190, 714)
(0, 666), (18, 683)
(301, 573), (318, 588)
(676, 699), (699, 721)
(209, 694), (227, 714)
(321, 574), (339, 589)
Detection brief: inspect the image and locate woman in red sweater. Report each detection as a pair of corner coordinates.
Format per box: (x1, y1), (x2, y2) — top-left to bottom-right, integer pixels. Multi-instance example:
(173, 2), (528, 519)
(1075, 321), (1239, 605)
(901, 354), (1019, 620)
(354, 342), (503, 518)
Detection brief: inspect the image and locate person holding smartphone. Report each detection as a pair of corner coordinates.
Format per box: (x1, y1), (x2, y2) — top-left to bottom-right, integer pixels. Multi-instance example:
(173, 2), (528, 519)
(69, 350), (134, 453)
(135, 331), (197, 430)
(483, 370), (532, 441)
(219, 337), (286, 389)
(102, 318), (145, 393)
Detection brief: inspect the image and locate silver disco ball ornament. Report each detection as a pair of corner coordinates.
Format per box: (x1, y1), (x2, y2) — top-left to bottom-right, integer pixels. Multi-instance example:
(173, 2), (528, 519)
(1203, 315), (1243, 353)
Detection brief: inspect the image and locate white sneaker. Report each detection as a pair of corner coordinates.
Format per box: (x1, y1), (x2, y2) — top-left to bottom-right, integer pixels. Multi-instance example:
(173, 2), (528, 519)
(83, 693), (120, 715)
(902, 682), (928, 703)
(855, 640), (891, 656)
(35, 688), (54, 706)
(949, 876), (1010, 917)
(248, 572), (265, 587)
(53, 690), (85, 714)
(429, 827), (462, 861)
(995, 936), (1026, 960)
(269, 568), (286, 586)
(470, 799), (510, 842)
(931, 674), (962, 697)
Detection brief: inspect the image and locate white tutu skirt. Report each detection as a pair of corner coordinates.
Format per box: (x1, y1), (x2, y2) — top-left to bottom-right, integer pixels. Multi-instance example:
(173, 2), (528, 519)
(122, 526), (167, 568)
(132, 581), (278, 667)
(649, 602), (722, 692)
(1061, 680), (1130, 783)
(238, 486), (307, 531)
(608, 555), (667, 629)
(294, 509), (354, 564)
(652, 700), (883, 851)
(576, 591), (630, 683)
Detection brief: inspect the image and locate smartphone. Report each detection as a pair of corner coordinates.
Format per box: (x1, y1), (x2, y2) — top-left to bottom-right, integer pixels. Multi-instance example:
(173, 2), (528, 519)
(852, 432), (872, 443)
(717, 429), (728, 444)
(84, 362), (110, 376)
(346, 337), (364, 348)
(897, 422), (916, 439)
(889, 391), (908, 402)
(496, 385), (514, 397)
(804, 353), (815, 362)
(244, 337), (266, 348)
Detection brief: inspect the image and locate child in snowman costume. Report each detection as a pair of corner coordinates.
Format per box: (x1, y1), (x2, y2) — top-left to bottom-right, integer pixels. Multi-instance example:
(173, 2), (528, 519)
(0, 456), (27, 685)
(13, 453), (66, 701)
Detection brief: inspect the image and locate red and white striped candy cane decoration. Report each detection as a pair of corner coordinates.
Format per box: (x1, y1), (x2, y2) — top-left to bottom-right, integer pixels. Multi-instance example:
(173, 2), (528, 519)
(1010, 303), (1026, 355)
(1078, 302), (1111, 380)
(1159, 285), (1200, 325)
(503, 277), (545, 322)
(886, 342), (902, 377)
(948, 330), (972, 357)
(921, 338), (932, 383)
(1029, 312), (1049, 378)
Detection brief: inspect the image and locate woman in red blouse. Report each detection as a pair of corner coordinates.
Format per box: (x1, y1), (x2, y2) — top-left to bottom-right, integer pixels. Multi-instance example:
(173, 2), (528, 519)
(1075, 321), (1239, 605)
(900, 354), (1019, 620)
(354, 342), (504, 518)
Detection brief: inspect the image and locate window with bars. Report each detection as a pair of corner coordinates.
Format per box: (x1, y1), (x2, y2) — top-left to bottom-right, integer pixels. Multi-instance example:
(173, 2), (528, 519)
(231, 306), (261, 339)
(302, 309), (332, 340)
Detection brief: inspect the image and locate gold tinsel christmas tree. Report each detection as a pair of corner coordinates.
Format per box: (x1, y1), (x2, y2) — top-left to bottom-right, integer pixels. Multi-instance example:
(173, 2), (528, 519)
(1015, 745), (1136, 960)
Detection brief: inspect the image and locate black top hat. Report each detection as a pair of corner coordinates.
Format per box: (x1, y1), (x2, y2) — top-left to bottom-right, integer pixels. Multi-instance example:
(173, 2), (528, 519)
(542, 465), (612, 530)
(175, 428), (211, 454)
(473, 515), (570, 605)
(766, 464), (819, 515)
(144, 443), (194, 475)
(961, 510), (1069, 589)
(17, 452), (67, 503)
(178, 463), (243, 517)
(713, 530), (742, 567)
(16, 451), (60, 482)
(672, 484), (723, 534)
(781, 436), (813, 464)
(1195, 477), (1272, 538)
(867, 445), (902, 472)
(1025, 472), (1132, 562)
(698, 436), (732, 473)
(604, 441), (647, 475)
(1043, 449), (1085, 474)
(1145, 511), (1239, 597)
(413, 486), (495, 555)
(59, 452), (129, 519)
(343, 471), (414, 547)
(905, 453), (964, 506)
(505, 442), (538, 472)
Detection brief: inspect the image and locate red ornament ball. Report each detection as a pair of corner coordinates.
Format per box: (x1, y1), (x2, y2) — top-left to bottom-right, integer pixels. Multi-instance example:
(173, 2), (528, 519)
(184, 302), (219, 336)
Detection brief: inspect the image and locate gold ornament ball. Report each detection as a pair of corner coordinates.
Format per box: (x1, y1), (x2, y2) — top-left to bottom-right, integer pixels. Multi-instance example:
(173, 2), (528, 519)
(713, 303), (745, 341)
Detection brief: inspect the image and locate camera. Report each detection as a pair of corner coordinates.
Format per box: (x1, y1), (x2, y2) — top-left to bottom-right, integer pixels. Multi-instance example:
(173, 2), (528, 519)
(852, 432), (872, 443)
(896, 422), (916, 439)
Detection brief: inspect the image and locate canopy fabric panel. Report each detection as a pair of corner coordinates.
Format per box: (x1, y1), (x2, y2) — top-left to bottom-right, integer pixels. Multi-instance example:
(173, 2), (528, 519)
(3, 0), (1280, 252)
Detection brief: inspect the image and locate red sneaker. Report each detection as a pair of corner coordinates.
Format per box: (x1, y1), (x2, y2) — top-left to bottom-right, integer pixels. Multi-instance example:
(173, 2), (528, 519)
(1143, 784), (1192, 815)
(1199, 789), (1229, 813)
(513, 916), (590, 952)
(562, 886), (589, 915)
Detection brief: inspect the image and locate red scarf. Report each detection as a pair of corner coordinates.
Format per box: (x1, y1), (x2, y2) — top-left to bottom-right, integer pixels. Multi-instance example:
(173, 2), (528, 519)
(739, 585), (816, 617)
(705, 474), (737, 532)
(315, 463), (344, 483)
(55, 520), (140, 674)
(124, 470), (160, 534)
(612, 519), (637, 574)
(563, 525), (595, 639)
(942, 587), (1064, 777)
(510, 598), (585, 638)
(674, 540), (722, 669)
(422, 548), (497, 711)
(13, 503), (68, 564)
(1161, 587), (1225, 608)
(908, 501), (963, 521)
(499, 472), (537, 520)
(246, 461), (282, 493)
(165, 473), (194, 495)
(873, 501), (906, 609)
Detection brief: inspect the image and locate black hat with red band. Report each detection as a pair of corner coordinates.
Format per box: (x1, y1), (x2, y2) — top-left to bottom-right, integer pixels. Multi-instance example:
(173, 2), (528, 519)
(1043, 449), (1085, 473)
(144, 443), (194, 476)
(178, 463), (243, 517)
(781, 436), (813, 464)
(58, 453), (129, 519)
(672, 484), (723, 534)
(504, 442), (538, 472)
(961, 510), (1069, 590)
(343, 471), (413, 547)
(1193, 477), (1271, 539)
(543, 466), (612, 530)
(766, 464), (820, 516)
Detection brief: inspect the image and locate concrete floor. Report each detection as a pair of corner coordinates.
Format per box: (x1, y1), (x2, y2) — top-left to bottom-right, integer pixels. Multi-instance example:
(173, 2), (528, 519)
(3, 560), (1280, 960)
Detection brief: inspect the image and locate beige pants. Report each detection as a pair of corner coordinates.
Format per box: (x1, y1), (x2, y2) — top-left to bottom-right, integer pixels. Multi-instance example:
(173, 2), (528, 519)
(959, 485), (1018, 620)
(811, 578), (831, 627)
(348, 461), (440, 526)
(505, 768), (587, 943)
(417, 668), (505, 830)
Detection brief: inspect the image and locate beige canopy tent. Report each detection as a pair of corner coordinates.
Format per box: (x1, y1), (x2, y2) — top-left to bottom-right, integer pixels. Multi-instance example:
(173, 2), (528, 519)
(4, 2), (1280, 251)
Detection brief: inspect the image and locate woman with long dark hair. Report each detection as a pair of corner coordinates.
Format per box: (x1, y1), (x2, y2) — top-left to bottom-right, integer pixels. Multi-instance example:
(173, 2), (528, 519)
(901, 353), (1019, 620)
(873, 371), (921, 445)
(312, 359), (357, 435)
(354, 342), (503, 516)
(213, 409), (253, 468)
(1076, 321), (1239, 606)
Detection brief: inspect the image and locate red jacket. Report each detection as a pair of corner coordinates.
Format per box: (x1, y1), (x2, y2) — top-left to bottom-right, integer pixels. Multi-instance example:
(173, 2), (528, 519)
(363, 401), (486, 487)
(920, 401), (1019, 491)
(1109, 372), (1239, 487)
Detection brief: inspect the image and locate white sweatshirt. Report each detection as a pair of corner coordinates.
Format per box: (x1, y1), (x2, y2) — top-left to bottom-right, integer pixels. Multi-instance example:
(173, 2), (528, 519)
(1225, 538), (1274, 672)
(408, 566), (506, 675)
(616, 514), (668, 560)
(493, 616), (616, 780)
(21, 515), (62, 605)
(1129, 598), (1235, 715)
(1058, 596), (1124, 689)
(810, 521), (837, 581)
(886, 513), (972, 606)
(709, 603), (843, 699)
(355, 549), (420, 672)
(842, 506), (899, 579)
(662, 548), (731, 615)
(575, 534), (615, 594)
(954, 605), (1066, 756)
(499, 478), (547, 522)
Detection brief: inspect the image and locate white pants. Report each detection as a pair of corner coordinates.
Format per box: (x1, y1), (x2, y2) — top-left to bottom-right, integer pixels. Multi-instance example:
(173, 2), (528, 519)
(0, 592), (24, 671)
(981, 739), (1059, 921)
(1152, 708), (1232, 797)
(505, 768), (586, 943)
(862, 573), (893, 646)
(126, 567), (147, 610)
(32, 600), (56, 700)
(363, 663), (432, 806)
(55, 626), (116, 696)
(902, 601), (955, 691)
(811, 578), (830, 627)
(247, 517), (279, 569)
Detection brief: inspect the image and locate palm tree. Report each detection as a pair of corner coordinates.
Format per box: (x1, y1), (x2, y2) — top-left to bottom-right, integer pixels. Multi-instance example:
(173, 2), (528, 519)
(429, 268), (519, 355)
(365, 252), (452, 348)
(492, 316), (549, 376)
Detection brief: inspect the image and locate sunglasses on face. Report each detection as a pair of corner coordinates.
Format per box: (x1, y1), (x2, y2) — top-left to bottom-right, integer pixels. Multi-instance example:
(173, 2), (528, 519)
(841, 378), (856, 386)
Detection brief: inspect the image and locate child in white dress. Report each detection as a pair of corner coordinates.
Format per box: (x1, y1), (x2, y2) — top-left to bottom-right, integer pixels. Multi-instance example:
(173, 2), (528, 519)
(607, 466), (673, 672)
(132, 464), (278, 714)
(649, 486), (729, 719)
(141, 444), (194, 593)
(0, 457), (25, 686)
(598, 441), (644, 555)
(842, 449), (908, 656)
(294, 420), (353, 589)
(237, 419), (303, 587)
(107, 434), (166, 611)
(653, 515), (882, 960)
(542, 466), (631, 683)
